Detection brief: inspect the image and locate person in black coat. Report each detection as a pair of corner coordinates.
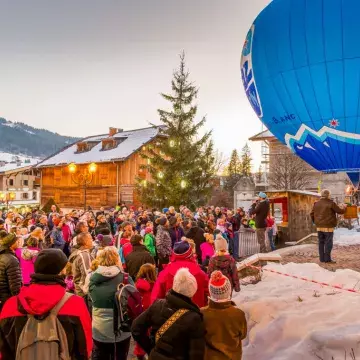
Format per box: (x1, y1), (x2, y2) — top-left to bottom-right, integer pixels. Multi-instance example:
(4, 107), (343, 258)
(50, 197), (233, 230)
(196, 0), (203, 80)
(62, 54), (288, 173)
(125, 235), (155, 279)
(186, 221), (205, 263)
(95, 215), (111, 236)
(131, 267), (205, 360)
(0, 231), (22, 312)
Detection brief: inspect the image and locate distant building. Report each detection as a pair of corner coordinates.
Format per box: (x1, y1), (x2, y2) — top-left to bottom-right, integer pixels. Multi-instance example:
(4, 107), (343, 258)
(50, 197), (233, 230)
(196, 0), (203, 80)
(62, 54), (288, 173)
(249, 130), (349, 202)
(36, 126), (165, 209)
(0, 157), (40, 208)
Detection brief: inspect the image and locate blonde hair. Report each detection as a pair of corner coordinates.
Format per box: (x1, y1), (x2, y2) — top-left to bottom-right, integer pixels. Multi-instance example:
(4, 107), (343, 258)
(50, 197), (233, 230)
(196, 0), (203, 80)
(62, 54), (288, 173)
(184, 238), (196, 254)
(96, 247), (123, 269)
(31, 227), (44, 239)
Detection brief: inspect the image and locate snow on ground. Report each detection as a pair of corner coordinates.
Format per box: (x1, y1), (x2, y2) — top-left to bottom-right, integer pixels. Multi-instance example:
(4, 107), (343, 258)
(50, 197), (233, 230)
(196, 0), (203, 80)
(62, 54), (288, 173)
(234, 262), (360, 360)
(334, 227), (360, 246)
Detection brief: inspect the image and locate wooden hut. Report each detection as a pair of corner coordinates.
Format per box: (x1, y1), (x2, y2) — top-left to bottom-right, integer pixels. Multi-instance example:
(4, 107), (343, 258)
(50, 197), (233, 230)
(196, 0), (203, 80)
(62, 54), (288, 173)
(36, 126), (164, 209)
(267, 190), (321, 244)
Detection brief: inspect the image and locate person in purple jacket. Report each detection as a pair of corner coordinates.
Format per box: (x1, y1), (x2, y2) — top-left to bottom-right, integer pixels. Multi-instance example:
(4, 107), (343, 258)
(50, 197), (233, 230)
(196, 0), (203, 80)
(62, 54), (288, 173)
(15, 236), (40, 285)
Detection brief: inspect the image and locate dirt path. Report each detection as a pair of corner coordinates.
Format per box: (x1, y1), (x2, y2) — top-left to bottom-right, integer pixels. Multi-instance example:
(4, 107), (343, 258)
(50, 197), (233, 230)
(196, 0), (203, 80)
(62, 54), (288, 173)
(281, 244), (360, 272)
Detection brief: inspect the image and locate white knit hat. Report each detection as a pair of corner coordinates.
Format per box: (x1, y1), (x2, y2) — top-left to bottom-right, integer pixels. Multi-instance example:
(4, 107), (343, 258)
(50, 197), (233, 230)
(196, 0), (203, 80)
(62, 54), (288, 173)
(173, 268), (198, 299)
(209, 271), (232, 302)
(215, 234), (228, 252)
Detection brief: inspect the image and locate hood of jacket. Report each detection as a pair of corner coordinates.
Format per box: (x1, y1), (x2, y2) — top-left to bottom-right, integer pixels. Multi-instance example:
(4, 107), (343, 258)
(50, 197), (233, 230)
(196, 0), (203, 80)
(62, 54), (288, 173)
(90, 265), (122, 286)
(135, 278), (152, 292)
(18, 284), (66, 316)
(211, 255), (233, 269)
(21, 247), (40, 261)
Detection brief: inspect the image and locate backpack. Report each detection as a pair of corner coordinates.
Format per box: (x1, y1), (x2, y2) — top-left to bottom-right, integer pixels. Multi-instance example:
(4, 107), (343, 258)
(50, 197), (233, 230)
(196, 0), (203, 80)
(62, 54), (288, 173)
(114, 273), (143, 335)
(16, 292), (73, 360)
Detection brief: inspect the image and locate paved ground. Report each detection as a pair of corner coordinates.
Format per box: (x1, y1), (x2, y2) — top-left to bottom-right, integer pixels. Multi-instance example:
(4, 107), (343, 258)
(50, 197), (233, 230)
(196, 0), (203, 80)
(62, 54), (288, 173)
(280, 244), (360, 272)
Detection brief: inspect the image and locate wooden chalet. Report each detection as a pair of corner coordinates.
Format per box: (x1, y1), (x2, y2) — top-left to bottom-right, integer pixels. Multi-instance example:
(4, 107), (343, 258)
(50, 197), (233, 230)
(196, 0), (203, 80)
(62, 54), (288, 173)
(36, 126), (164, 209)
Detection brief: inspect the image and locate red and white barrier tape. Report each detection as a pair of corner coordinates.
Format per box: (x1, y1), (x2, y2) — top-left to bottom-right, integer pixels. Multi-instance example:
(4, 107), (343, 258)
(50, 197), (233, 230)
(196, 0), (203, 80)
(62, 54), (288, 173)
(246, 264), (360, 295)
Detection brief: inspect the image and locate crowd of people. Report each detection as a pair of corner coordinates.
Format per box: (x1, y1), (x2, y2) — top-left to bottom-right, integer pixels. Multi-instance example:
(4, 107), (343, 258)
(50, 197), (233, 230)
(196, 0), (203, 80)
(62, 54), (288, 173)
(0, 196), (274, 360)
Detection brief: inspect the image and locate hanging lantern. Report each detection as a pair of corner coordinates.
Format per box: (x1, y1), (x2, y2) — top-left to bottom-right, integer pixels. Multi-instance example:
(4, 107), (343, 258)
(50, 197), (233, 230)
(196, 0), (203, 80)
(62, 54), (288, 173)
(158, 171), (164, 179)
(180, 180), (187, 189)
(169, 140), (175, 148)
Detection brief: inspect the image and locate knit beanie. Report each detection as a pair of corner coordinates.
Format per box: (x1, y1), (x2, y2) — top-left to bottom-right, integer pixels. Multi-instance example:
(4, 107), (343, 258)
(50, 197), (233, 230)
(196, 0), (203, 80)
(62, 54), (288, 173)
(145, 227), (152, 234)
(173, 240), (193, 260)
(34, 249), (68, 275)
(158, 217), (167, 226)
(0, 231), (17, 248)
(99, 235), (114, 247)
(173, 268), (197, 299)
(209, 271), (232, 302)
(215, 234), (228, 252)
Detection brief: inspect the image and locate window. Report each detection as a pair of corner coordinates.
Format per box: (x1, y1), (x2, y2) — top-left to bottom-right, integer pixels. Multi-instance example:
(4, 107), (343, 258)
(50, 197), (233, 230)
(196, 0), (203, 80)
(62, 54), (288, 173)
(22, 193), (29, 200)
(101, 137), (127, 151)
(75, 141), (99, 153)
(23, 180), (29, 186)
(9, 179), (14, 186)
(32, 191), (37, 200)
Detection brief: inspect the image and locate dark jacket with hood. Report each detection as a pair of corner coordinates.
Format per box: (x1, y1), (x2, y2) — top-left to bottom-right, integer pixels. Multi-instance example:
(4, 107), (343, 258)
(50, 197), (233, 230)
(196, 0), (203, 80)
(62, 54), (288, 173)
(0, 278), (92, 359)
(207, 254), (240, 292)
(125, 244), (155, 279)
(131, 290), (205, 360)
(0, 246), (22, 310)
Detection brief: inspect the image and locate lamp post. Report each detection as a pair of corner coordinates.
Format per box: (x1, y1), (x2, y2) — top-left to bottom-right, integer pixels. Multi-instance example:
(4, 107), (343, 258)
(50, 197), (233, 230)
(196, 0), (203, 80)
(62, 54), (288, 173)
(68, 162), (97, 210)
(0, 192), (16, 210)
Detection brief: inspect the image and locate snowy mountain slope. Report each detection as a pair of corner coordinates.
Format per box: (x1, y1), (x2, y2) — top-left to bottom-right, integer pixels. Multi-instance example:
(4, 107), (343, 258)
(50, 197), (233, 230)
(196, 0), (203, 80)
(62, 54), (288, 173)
(0, 118), (79, 158)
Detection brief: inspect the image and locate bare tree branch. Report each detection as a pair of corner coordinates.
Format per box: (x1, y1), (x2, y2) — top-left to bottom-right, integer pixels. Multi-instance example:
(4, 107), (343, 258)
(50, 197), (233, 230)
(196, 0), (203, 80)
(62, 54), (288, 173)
(268, 149), (313, 190)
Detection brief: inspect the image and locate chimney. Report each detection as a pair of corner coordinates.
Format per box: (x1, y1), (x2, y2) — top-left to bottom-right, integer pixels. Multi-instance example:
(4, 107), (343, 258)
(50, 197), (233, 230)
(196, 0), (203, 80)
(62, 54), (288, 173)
(109, 127), (118, 137)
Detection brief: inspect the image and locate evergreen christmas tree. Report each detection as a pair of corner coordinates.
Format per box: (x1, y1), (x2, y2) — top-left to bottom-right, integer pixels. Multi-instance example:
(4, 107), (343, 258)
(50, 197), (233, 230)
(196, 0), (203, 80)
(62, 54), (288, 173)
(240, 143), (252, 176)
(228, 149), (241, 177)
(136, 53), (215, 208)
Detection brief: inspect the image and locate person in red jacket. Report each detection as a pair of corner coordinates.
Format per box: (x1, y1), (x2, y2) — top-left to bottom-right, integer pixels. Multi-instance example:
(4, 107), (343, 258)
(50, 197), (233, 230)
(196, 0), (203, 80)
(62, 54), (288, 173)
(0, 249), (92, 360)
(134, 263), (157, 360)
(151, 240), (209, 308)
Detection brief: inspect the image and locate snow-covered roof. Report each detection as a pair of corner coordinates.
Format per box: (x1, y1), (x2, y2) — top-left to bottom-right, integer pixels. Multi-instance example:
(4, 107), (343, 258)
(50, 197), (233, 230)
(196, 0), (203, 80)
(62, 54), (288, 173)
(249, 129), (274, 141)
(37, 126), (162, 167)
(267, 189), (321, 197)
(0, 157), (39, 175)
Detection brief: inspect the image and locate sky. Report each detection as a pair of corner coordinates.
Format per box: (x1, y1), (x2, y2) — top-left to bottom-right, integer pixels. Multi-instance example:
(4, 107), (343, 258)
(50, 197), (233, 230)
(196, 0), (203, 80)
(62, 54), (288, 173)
(0, 0), (271, 168)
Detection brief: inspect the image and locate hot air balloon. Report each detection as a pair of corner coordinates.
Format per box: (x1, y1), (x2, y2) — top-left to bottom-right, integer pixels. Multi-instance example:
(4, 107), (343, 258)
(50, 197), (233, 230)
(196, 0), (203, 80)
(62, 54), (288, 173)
(241, 0), (360, 187)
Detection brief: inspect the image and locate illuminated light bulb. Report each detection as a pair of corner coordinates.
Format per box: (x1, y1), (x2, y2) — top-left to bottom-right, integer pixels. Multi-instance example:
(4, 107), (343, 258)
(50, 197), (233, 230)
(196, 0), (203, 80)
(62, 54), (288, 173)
(180, 180), (187, 189)
(143, 180), (147, 187)
(88, 162), (97, 173)
(158, 171), (164, 179)
(68, 163), (77, 173)
(169, 140), (175, 147)
(147, 159), (151, 165)
(0, 193), (5, 199)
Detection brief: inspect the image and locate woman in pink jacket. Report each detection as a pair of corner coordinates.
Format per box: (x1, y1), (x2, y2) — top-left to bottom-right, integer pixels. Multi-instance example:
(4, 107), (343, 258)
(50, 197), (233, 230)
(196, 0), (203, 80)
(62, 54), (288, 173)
(15, 236), (40, 285)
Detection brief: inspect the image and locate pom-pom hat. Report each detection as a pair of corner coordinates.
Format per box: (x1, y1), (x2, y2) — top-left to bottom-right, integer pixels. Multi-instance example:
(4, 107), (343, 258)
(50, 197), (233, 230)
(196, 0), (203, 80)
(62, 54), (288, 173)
(209, 271), (232, 302)
(173, 268), (197, 299)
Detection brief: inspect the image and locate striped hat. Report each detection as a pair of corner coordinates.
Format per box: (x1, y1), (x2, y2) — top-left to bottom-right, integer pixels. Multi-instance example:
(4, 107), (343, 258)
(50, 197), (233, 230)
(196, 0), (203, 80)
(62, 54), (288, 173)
(209, 271), (232, 302)
(173, 240), (193, 260)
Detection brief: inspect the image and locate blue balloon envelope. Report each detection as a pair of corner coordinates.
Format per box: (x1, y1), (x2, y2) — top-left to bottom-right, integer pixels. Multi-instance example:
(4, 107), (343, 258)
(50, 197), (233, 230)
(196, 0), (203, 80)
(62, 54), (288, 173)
(241, 0), (360, 176)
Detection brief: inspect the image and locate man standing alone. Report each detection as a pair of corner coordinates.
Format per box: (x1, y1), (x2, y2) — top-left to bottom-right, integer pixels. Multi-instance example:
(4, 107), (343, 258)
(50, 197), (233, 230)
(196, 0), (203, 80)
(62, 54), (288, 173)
(251, 192), (270, 253)
(311, 189), (346, 264)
